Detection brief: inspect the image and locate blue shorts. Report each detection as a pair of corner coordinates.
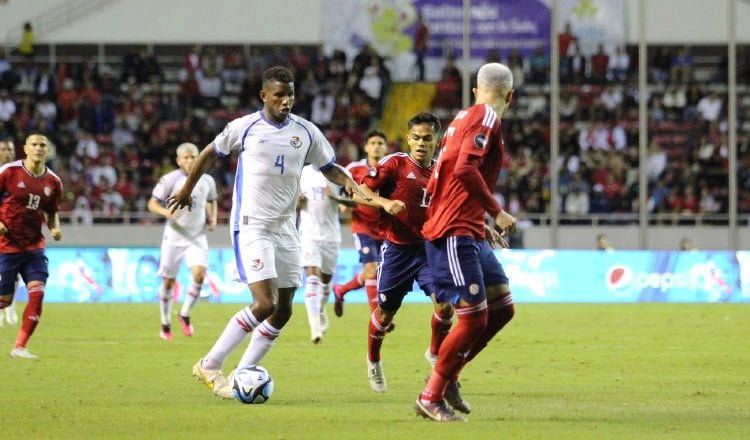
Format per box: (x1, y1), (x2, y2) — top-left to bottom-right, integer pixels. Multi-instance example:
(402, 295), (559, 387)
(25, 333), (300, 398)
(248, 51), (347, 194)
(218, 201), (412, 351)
(425, 236), (508, 305)
(0, 249), (49, 294)
(376, 240), (433, 311)
(353, 233), (382, 265)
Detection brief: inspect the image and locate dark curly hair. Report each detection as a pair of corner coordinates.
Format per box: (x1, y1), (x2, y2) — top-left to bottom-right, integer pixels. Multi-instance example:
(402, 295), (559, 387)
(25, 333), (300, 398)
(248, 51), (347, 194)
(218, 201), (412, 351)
(262, 66), (295, 87)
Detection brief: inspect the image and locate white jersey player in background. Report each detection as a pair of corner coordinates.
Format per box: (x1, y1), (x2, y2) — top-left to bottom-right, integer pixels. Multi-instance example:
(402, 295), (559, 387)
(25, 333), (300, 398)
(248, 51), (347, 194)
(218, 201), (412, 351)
(298, 165), (352, 344)
(148, 142), (217, 340)
(168, 66), (367, 400)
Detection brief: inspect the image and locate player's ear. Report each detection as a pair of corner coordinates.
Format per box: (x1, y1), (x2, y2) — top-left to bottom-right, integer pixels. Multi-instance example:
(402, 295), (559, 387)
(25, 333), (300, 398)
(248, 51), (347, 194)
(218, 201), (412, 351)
(506, 89), (514, 104)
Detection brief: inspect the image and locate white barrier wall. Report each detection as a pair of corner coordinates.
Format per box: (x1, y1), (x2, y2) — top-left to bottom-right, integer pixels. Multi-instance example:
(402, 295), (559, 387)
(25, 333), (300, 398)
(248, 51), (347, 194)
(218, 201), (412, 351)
(48, 224), (750, 251)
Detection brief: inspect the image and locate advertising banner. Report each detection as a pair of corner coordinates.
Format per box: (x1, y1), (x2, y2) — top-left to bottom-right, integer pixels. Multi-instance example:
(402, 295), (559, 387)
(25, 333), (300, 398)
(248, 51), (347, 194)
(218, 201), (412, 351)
(11, 248), (749, 304)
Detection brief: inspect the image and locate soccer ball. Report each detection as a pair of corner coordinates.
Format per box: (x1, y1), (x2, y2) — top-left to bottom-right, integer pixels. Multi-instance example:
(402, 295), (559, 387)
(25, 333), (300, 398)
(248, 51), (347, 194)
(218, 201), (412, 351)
(232, 365), (274, 404)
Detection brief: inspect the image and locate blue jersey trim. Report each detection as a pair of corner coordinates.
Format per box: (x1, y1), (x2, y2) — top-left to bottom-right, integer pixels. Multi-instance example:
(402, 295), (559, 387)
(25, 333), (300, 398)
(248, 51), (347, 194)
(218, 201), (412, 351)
(318, 157), (336, 172)
(259, 110), (291, 129)
(233, 230), (247, 283)
(240, 115), (262, 152)
(232, 152), (244, 233)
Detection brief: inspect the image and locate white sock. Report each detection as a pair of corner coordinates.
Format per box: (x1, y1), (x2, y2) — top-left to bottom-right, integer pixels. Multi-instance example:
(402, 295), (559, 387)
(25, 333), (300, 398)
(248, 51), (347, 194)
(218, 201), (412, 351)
(319, 282), (331, 330)
(304, 275), (322, 334)
(180, 280), (202, 317)
(204, 306), (259, 370)
(158, 286), (174, 326)
(238, 320), (281, 367)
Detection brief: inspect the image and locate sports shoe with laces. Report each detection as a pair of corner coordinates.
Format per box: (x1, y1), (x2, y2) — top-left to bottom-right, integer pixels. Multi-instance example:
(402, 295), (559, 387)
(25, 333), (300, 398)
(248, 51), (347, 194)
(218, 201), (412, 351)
(178, 315), (193, 336)
(444, 381), (472, 414)
(10, 347), (38, 359)
(159, 324), (173, 341)
(414, 399), (466, 422)
(367, 358), (387, 393)
(212, 370), (236, 399)
(424, 348), (438, 369)
(193, 358), (222, 390)
(333, 284), (345, 317)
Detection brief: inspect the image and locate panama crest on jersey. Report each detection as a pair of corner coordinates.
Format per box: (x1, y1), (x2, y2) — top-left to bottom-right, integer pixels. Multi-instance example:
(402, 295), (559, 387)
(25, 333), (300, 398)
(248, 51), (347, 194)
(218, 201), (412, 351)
(290, 136), (302, 148)
(44, 186), (52, 196)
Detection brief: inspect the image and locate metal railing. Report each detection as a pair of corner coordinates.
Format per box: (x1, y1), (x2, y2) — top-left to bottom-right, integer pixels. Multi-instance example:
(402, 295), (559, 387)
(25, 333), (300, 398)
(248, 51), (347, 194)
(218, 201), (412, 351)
(5, 0), (122, 51)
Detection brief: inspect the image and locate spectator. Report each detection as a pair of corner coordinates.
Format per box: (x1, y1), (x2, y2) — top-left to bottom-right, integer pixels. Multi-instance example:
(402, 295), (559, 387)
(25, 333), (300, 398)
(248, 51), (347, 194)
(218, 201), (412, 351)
(569, 44), (586, 84)
(18, 22), (35, 59)
(590, 44), (610, 84)
(565, 183), (590, 215)
(506, 48), (525, 88)
(0, 89), (17, 122)
(529, 45), (550, 84)
(609, 46), (630, 81)
(645, 141), (667, 182)
(558, 22), (578, 82)
(413, 12), (429, 81)
(671, 47), (693, 84)
(696, 91), (723, 122)
(310, 87), (335, 131)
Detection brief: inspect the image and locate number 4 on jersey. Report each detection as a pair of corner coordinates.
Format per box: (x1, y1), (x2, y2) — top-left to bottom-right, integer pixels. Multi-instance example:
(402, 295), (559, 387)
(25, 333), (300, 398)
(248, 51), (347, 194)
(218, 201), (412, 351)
(274, 155), (285, 175)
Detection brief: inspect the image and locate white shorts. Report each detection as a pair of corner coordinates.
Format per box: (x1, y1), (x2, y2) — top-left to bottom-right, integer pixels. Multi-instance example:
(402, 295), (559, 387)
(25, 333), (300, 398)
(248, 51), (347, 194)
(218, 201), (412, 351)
(157, 232), (209, 278)
(301, 239), (340, 275)
(233, 229), (302, 289)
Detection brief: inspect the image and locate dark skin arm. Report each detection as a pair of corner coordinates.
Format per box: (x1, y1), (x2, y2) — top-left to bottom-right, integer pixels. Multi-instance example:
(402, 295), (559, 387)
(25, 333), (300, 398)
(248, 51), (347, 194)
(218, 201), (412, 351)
(167, 144), (218, 212)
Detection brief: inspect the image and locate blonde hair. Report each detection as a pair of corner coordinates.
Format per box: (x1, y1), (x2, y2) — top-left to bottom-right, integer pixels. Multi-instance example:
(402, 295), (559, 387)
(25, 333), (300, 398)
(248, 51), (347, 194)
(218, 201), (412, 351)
(477, 63), (513, 92)
(176, 142), (199, 157)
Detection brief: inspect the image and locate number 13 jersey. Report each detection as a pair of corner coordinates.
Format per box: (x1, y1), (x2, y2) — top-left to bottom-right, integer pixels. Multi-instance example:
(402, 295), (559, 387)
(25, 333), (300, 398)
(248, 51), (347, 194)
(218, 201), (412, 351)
(0, 160), (62, 253)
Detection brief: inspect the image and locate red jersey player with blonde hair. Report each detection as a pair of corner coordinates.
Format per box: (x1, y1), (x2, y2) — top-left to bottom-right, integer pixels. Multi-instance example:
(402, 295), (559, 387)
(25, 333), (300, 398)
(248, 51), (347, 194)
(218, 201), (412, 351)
(0, 132), (63, 359)
(415, 63), (517, 422)
(333, 130), (387, 316)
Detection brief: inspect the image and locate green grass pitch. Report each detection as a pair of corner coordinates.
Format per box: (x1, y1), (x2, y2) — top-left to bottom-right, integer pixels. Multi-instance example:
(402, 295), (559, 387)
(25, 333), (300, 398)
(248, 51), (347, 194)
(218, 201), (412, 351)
(1, 302), (748, 439)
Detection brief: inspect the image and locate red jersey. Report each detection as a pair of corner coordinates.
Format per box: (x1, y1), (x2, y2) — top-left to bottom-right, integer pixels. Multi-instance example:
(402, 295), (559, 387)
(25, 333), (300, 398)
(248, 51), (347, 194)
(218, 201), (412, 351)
(362, 152), (433, 245)
(346, 158), (384, 240)
(0, 161), (63, 253)
(423, 103), (504, 240)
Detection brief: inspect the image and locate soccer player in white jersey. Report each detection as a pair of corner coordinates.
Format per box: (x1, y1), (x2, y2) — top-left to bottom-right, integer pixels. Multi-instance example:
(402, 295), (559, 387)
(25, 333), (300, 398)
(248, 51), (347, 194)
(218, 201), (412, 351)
(148, 142), (217, 340)
(168, 66), (367, 399)
(298, 164), (353, 344)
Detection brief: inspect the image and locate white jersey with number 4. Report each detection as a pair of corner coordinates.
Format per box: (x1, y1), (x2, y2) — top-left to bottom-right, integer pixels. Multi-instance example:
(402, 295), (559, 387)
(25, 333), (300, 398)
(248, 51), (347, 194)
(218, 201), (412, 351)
(152, 169), (217, 239)
(213, 111), (335, 235)
(299, 165), (342, 243)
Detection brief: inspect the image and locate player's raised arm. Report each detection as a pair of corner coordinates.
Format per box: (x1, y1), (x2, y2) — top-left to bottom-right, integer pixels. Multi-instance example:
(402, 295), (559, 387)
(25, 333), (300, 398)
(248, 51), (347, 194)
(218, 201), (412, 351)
(167, 144), (218, 213)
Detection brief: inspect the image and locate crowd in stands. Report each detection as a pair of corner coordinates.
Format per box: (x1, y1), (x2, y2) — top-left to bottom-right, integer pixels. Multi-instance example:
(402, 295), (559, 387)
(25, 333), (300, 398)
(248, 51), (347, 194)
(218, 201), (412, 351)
(0, 37), (748, 226)
(429, 36), (750, 224)
(0, 43), (392, 223)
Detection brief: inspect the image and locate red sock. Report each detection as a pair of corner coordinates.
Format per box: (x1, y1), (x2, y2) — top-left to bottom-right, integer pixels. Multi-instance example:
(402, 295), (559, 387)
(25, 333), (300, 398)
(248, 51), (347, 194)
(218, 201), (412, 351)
(15, 285), (44, 349)
(421, 303), (487, 402)
(365, 278), (378, 312)
(429, 311), (454, 357)
(367, 310), (389, 363)
(339, 273), (364, 296)
(466, 295), (515, 363)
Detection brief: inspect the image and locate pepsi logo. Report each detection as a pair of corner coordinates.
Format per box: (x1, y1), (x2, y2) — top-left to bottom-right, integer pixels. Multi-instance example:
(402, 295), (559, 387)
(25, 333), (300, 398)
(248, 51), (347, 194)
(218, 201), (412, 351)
(606, 266), (632, 290)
